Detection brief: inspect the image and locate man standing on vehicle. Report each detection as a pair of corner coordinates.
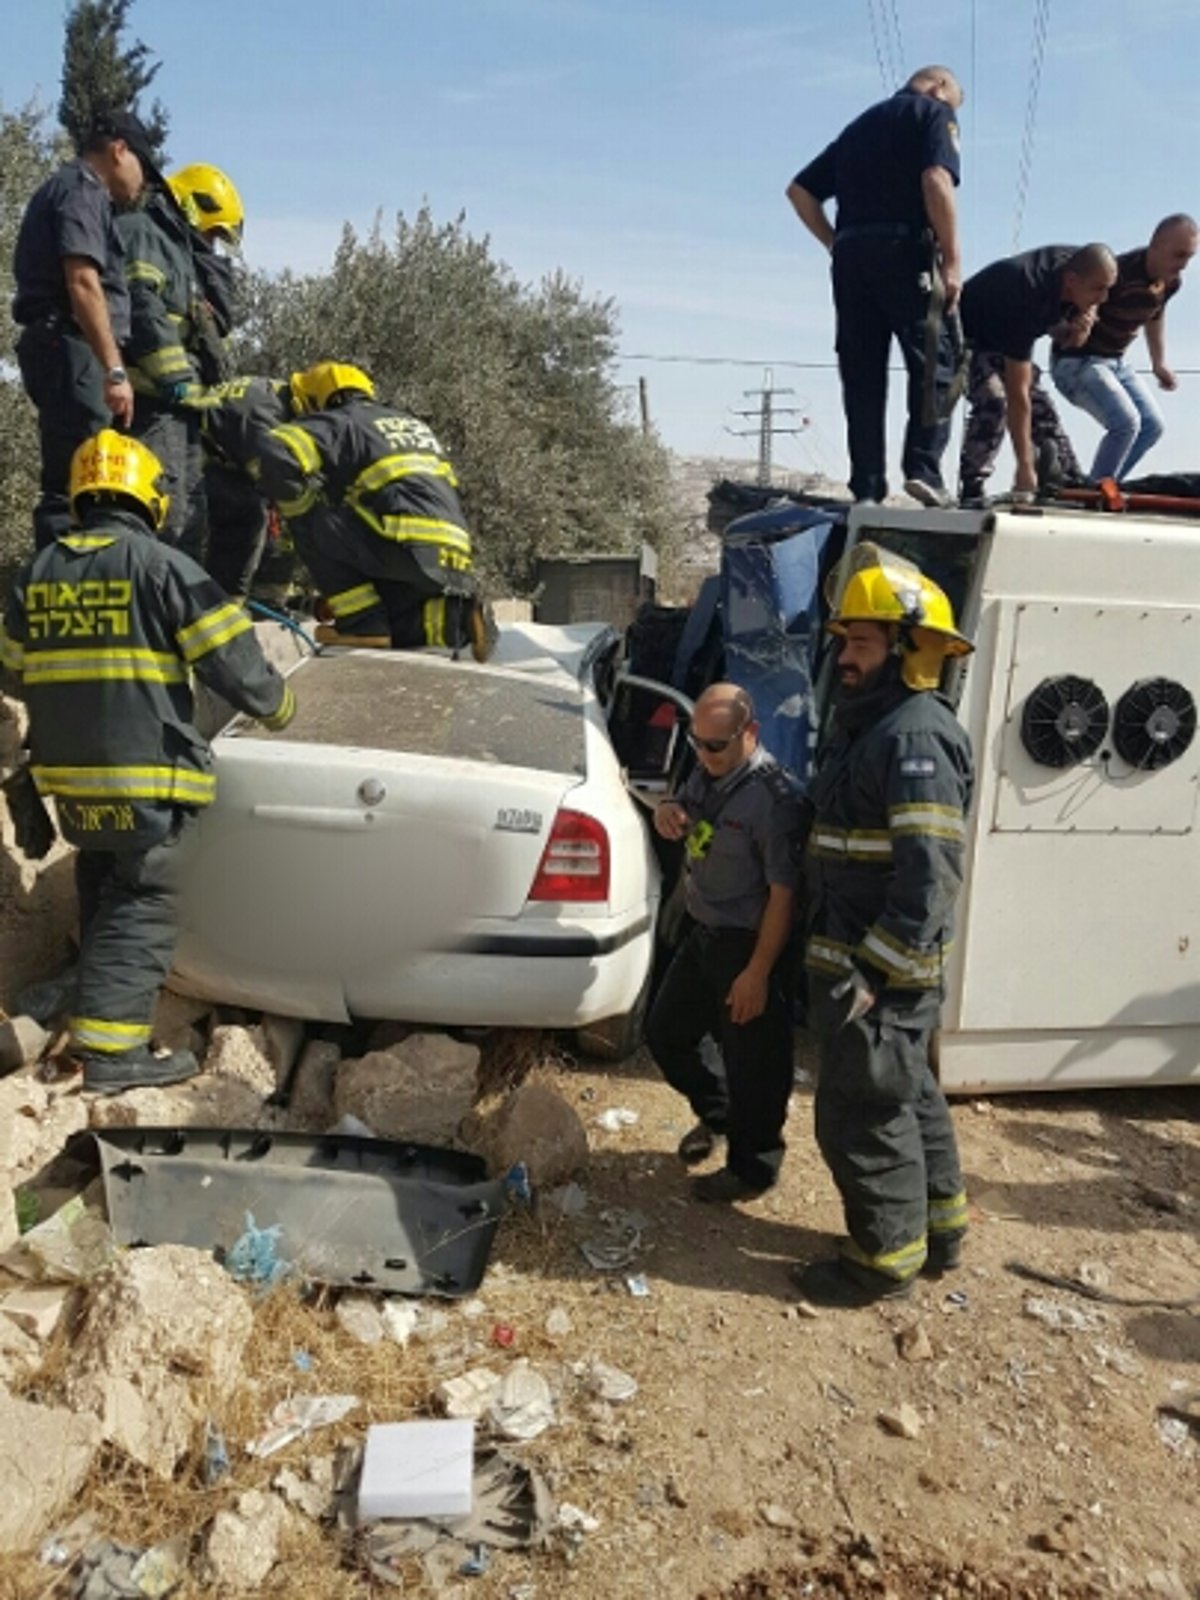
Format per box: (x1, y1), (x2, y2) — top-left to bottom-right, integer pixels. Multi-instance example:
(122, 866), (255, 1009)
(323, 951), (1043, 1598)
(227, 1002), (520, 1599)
(1049, 215), (1198, 484)
(256, 361), (495, 659)
(11, 110), (152, 548)
(0, 430), (296, 1095)
(958, 243), (1117, 502)
(787, 65), (964, 508)
(792, 547), (972, 1307)
(646, 683), (803, 1203)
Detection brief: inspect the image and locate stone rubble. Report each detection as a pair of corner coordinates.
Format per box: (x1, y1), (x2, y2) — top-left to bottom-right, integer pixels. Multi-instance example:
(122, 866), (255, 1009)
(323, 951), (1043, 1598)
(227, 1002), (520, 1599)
(334, 1032), (480, 1144)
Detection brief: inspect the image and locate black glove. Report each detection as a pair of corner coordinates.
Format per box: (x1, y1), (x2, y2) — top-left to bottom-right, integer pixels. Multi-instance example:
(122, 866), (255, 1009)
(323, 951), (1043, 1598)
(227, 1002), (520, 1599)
(1, 764), (56, 860)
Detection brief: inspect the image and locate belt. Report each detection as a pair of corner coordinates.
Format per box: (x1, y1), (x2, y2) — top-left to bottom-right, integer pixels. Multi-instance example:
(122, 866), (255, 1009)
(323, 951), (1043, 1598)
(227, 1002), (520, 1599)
(834, 222), (925, 242)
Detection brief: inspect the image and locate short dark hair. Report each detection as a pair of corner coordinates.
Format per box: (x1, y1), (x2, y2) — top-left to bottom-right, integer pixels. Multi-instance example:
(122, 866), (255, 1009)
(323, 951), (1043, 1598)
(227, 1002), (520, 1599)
(1064, 243), (1117, 278)
(1152, 213), (1199, 242)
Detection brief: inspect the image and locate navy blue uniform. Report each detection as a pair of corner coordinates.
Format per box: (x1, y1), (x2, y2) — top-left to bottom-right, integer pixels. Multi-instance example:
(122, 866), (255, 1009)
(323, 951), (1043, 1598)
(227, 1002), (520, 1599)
(793, 89), (961, 502)
(12, 159), (131, 549)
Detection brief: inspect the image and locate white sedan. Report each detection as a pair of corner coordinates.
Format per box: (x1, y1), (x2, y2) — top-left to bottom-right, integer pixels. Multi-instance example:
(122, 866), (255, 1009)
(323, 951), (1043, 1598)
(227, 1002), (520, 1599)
(172, 623), (691, 1058)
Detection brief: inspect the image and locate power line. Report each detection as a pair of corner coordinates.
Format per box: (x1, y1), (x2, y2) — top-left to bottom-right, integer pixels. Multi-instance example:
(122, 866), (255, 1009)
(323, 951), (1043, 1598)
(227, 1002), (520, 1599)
(883, 0), (905, 82)
(620, 351), (1200, 377)
(864, 0), (892, 93)
(1012, 0), (1052, 249)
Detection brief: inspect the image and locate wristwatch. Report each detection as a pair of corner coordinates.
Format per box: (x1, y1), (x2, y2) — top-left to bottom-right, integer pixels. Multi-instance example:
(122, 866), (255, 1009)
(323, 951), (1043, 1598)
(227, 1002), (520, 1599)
(105, 365), (127, 384)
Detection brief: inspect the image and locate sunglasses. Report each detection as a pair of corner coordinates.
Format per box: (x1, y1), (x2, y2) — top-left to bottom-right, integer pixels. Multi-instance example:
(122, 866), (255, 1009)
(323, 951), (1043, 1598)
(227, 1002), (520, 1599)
(688, 728), (745, 755)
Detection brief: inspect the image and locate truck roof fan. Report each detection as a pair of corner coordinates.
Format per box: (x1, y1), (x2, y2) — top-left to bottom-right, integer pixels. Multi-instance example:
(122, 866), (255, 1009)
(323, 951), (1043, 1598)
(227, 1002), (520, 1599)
(1112, 678), (1196, 771)
(1020, 675), (1109, 768)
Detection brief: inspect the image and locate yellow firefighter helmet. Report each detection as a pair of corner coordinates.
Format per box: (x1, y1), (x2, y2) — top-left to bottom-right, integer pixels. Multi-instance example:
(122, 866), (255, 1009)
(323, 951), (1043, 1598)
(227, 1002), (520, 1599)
(289, 361), (375, 414)
(69, 430), (170, 532)
(167, 163), (245, 244)
(826, 542), (973, 691)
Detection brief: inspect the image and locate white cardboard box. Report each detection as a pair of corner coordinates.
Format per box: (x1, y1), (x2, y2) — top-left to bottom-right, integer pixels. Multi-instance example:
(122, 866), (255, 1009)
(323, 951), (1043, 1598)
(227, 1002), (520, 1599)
(357, 1418), (475, 1521)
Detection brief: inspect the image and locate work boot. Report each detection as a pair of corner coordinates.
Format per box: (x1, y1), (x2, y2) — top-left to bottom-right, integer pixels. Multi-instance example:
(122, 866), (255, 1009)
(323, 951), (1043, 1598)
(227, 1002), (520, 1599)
(677, 1121), (720, 1166)
(904, 477), (955, 510)
(467, 598), (499, 663)
(790, 1256), (916, 1307)
(691, 1167), (772, 1205)
(923, 1233), (963, 1276)
(16, 967), (79, 1026)
(81, 1045), (200, 1096)
(958, 479), (986, 508)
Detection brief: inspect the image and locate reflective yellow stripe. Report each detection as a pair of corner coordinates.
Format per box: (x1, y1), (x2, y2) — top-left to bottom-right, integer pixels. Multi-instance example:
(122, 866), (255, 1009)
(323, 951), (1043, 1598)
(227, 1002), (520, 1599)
(423, 597), (447, 647)
(809, 826), (893, 862)
(140, 344), (192, 378)
(0, 630), (24, 672)
(271, 424), (322, 475)
(33, 764), (216, 803)
(60, 535), (117, 550)
(126, 260), (166, 288)
(259, 683), (296, 731)
(70, 1016), (153, 1053)
(354, 509), (472, 553)
(842, 1234), (927, 1281)
(350, 452), (458, 497)
(928, 1192), (969, 1232)
(889, 803), (965, 842)
(859, 924), (945, 985)
(22, 647), (185, 686)
(177, 602), (252, 662)
(328, 583), (381, 619)
(805, 936), (855, 976)
(278, 486), (319, 519)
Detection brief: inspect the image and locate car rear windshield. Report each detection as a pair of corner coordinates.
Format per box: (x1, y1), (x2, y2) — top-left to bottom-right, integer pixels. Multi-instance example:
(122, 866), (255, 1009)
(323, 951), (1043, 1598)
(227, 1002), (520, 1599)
(243, 655), (585, 776)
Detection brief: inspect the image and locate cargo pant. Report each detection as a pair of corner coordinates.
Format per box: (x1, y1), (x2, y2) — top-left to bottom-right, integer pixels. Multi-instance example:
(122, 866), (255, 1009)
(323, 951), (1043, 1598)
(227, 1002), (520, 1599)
(958, 351), (1083, 499)
(293, 505), (478, 650)
(67, 807), (197, 1065)
(16, 321), (111, 550)
(131, 401), (206, 560)
(646, 920), (795, 1189)
(810, 977), (967, 1283)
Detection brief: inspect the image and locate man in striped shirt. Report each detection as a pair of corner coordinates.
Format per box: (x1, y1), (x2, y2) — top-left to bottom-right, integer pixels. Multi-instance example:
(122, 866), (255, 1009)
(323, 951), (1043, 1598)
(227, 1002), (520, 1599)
(1050, 215), (1197, 483)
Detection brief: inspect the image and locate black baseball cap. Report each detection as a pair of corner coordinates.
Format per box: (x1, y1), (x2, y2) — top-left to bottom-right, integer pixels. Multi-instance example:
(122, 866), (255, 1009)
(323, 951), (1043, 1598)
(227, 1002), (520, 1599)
(87, 109), (163, 181)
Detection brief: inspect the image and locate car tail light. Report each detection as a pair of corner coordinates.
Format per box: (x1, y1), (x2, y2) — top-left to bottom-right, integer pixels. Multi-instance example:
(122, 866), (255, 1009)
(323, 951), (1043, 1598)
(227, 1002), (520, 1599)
(528, 809), (610, 902)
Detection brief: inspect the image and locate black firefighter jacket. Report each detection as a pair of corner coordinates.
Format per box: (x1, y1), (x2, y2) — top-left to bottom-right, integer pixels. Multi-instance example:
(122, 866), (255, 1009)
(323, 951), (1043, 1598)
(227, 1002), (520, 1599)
(0, 508), (295, 849)
(200, 375), (290, 477)
(803, 676), (974, 1000)
(116, 191), (202, 398)
(256, 398), (473, 570)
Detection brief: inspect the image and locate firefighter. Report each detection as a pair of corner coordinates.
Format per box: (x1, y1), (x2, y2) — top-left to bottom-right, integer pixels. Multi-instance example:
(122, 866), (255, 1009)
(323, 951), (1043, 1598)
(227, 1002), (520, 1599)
(11, 109), (154, 549)
(115, 167), (241, 558)
(256, 362), (495, 659)
(197, 374), (296, 600)
(0, 430), (296, 1094)
(792, 546), (973, 1307)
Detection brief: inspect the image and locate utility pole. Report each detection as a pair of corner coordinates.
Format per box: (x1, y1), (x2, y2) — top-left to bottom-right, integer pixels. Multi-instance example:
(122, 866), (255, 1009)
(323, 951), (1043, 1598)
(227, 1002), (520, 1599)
(727, 369), (807, 486)
(638, 376), (651, 440)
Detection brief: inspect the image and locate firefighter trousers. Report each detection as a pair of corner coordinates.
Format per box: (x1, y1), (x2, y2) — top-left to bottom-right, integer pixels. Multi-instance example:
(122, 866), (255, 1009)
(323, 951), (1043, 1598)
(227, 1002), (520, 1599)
(646, 920), (794, 1190)
(70, 809), (197, 1063)
(810, 977), (967, 1282)
(958, 351), (1082, 498)
(16, 322), (111, 550)
(203, 462), (270, 599)
(131, 401), (206, 560)
(293, 506), (478, 649)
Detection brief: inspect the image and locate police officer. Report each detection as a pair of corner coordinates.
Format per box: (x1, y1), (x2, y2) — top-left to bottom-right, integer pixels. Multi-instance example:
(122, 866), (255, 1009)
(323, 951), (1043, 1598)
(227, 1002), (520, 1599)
(11, 110), (154, 548)
(197, 374), (295, 599)
(958, 243), (1117, 503)
(787, 66), (964, 507)
(791, 547), (972, 1307)
(646, 684), (802, 1203)
(0, 430), (296, 1095)
(256, 361), (495, 659)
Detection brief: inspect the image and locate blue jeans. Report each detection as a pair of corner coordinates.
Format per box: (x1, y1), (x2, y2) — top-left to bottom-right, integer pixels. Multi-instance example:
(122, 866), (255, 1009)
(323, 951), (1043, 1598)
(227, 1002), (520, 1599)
(1049, 353), (1164, 482)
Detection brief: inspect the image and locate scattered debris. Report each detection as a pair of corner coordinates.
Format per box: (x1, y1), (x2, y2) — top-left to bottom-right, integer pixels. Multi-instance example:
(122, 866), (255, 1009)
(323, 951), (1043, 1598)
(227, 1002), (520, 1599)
(1032, 1513), (1085, 1555)
(1078, 1259), (1113, 1291)
(381, 1300), (421, 1346)
(439, 1367), (503, 1420)
(759, 1502), (799, 1530)
(225, 1211), (289, 1286)
(203, 1421), (230, 1486)
(274, 1454), (337, 1521)
(205, 1489), (288, 1591)
(0, 1392), (101, 1553)
(0, 1281), (73, 1341)
(71, 1537), (188, 1599)
(336, 1293), (386, 1345)
(492, 1321), (516, 1347)
(1023, 1295), (1106, 1334)
(877, 1404), (923, 1440)
(0, 1013), (48, 1073)
(625, 1273), (651, 1298)
(557, 1503), (600, 1534)
(596, 1106), (639, 1132)
(503, 1161), (533, 1206)
(585, 1359), (639, 1403)
(246, 1394), (359, 1459)
(542, 1181), (588, 1218)
(0, 1191), (115, 1282)
(359, 1419), (476, 1519)
(489, 1358), (556, 1440)
(896, 1323), (934, 1363)
(579, 1207), (644, 1271)
(1093, 1341), (1143, 1378)
(544, 1306), (573, 1341)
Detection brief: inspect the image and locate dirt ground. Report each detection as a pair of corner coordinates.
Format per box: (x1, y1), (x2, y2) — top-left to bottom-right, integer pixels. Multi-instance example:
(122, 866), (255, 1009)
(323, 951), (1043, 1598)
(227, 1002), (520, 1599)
(4, 1037), (1196, 1600)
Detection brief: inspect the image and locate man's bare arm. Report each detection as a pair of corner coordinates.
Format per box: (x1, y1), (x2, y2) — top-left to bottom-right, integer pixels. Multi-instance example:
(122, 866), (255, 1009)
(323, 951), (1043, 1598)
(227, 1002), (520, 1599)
(786, 182), (834, 252)
(726, 883), (795, 1024)
(1002, 358), (1036, 492)
(921, 166), (961, 312)
(1146, 315), (1177, 390)
(63, 255), (133, 426)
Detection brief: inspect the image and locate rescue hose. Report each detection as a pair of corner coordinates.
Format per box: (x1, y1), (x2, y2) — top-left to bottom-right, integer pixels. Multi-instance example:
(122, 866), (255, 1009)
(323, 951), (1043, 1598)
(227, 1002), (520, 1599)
(246, 600), (321, 655)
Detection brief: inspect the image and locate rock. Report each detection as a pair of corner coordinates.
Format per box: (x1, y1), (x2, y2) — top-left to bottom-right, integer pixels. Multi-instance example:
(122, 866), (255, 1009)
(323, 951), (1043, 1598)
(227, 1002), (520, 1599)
(1032, 1513), (1085, 1555)
(0, 1184), (17, 1255)
(0, 1392), (102, 1552)
(438, 1366), (503, 1419)
(0, 1015), (49, 1074)
(335, 1293), (385, 1345)
(0, 1316), (41, 1386)
(2, 1076), (88, 1186)
(1, 1193), (115, 1283)
(545, 1306), (573, 1341)
(203, 1023), (277, 1096)
(334, 1033), (479, 1144)
(260, 1013), (306, 1083)
(877, 1403), (923, 1439)
(206, 1489), (288, 1590)
(0, 1283), (73, 1341)
(897, 1323), (934, 1363)
(759, 1502), (798, 1529)
(88, 1071), (276, 1131)
(151, 987), (211, 1055)
(63, 1244), (253, 1478)
(274, 1455), (336, 1521)
(286, 1039), (341, 1129)
(1023, 1295), (1106, 1333)
(475, 1081), (589, 1187)
(488, 1359), (555, 1440)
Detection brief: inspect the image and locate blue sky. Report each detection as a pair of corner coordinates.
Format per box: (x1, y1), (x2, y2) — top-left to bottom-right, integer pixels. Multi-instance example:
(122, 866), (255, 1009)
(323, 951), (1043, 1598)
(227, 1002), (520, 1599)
(5, 0), (1199, 486)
